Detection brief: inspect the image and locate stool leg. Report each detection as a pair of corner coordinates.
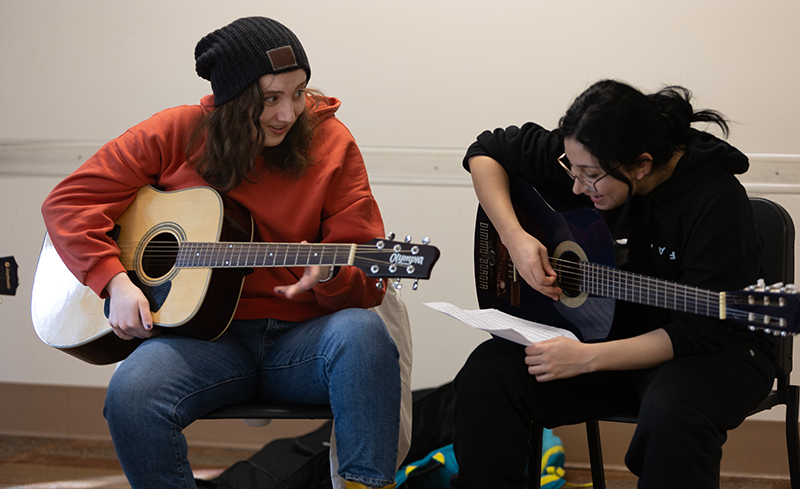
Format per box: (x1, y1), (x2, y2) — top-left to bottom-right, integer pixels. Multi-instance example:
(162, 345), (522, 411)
(785, 385), (800, 489)
(528, 422), (543, 489)
(586, 420), (606, 489)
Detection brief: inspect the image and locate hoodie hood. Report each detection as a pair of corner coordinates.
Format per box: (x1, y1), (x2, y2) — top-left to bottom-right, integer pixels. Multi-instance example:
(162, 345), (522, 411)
(649, 128), (749, 203)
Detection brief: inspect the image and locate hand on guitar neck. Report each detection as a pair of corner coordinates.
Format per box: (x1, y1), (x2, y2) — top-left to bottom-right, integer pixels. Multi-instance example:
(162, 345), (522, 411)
(273, 240), (336, 300)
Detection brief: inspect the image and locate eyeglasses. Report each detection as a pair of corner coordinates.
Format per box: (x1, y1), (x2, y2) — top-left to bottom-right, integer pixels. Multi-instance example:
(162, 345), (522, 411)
(558, 153), (612, 193)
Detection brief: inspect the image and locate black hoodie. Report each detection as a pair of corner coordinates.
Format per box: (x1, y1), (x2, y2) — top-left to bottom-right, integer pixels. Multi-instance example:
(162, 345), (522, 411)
(463, 123), (776, 362)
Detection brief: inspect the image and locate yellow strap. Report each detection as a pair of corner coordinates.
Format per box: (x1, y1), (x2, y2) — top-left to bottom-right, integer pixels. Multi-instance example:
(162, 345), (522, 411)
(540, 445), (565, 474)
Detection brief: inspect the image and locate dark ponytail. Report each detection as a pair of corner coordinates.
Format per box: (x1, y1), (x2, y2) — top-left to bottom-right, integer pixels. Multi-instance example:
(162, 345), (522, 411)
(648, 85), (729, 145)
(558, 80), (729, 177)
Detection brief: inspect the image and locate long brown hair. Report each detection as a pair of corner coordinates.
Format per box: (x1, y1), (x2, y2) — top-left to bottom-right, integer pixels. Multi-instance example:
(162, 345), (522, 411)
(187, 82), (320, 193)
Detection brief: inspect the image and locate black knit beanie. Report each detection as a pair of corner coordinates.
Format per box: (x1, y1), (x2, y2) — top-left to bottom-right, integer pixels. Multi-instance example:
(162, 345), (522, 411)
(195, 17), (310, 106)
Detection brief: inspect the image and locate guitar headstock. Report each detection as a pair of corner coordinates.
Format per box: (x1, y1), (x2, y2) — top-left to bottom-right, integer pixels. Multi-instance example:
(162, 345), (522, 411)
(354, 234), (441, 290)
(727, 280), (800, 335)
(1, 256), (19, 298)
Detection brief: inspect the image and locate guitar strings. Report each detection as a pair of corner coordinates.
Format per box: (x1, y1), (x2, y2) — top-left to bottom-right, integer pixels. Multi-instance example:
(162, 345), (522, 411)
(107, 240), (424, 268)
(549, 255), (783, 329)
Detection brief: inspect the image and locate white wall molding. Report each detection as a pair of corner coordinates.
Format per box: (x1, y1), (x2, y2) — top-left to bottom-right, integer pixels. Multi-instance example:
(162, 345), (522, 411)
(0, 140), (104, 177)
(2, 140), (800, 193)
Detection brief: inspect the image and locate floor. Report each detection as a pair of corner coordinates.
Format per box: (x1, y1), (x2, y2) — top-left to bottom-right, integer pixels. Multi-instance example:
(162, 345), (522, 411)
(561, 469), (792, 489)
(0, 435), (250, 488)
(0, 434), (793, 488)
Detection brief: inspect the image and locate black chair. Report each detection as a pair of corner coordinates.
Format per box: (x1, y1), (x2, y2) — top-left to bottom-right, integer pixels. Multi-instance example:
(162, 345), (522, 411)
(200, 404), (333, 421)
(528, 197), (800, 489)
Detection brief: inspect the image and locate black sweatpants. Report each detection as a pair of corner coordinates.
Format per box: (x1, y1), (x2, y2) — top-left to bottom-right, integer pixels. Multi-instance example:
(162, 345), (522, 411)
(449, 336), (775, 489)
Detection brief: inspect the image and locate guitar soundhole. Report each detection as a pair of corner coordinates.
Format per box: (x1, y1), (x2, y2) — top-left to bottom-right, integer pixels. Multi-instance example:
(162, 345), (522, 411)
(557, 251), (582, 298)
(142, 232), (179, 279)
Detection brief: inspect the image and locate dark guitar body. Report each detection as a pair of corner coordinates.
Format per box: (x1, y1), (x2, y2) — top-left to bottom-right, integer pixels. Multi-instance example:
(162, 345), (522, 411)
(474, 178), (616, 341)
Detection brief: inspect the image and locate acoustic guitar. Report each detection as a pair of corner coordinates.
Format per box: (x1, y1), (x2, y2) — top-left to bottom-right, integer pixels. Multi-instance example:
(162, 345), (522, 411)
(32, 185), (440, 365)
(474, 178), (800, 341)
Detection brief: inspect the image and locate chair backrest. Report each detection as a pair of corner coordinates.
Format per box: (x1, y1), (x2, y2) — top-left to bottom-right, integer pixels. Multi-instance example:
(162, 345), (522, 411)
(750, 197), (796, 384)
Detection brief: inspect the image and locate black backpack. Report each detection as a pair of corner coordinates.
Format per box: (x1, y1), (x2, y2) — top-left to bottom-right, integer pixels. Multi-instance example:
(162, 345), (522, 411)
(196, 420), (333, 489)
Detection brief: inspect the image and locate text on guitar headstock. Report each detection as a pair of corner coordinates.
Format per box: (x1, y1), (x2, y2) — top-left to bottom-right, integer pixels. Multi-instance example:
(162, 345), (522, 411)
(354, 233), (441, 290)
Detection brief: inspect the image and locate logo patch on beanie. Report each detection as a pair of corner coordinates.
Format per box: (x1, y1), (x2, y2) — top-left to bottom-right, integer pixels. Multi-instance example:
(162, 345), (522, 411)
(267, 46), (298, 71)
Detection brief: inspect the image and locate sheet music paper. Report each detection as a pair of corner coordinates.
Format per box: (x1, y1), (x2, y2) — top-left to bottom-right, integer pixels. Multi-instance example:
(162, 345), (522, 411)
(425, 302), (578, 345)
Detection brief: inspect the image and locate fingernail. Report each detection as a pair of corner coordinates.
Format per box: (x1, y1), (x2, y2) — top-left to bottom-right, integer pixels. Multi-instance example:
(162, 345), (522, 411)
(144, 323), (152, 330)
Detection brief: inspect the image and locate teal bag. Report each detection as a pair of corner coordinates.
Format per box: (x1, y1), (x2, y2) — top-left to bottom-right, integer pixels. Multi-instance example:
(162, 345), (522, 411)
(395, 443), (457, 489)
(396, 429), (566, 489)
(540, 428), (566, 489)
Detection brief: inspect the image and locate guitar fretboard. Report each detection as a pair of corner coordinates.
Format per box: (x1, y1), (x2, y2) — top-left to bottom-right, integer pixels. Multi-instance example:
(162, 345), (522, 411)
(175, 242), (356, 269)
(559, 260), (724, 319)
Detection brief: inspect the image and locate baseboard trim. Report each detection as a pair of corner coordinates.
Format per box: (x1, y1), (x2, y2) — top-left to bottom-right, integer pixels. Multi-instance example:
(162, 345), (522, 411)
(0, 382), (326, 451)
(553, 417), (793, 480)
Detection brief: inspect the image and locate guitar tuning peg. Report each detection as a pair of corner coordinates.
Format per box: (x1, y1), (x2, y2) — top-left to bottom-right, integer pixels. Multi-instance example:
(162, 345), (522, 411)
(413, 279), (419, 290)
(393, 279), (403, 290)
(375, 279), (384, 290)
(387, 232), (395, 240)
(422, 237), (431, 245)
(405, 235), (412, 243)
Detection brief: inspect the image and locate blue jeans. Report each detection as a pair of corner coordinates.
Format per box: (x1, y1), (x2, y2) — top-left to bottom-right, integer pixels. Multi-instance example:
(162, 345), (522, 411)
(104, 308), (401, 489)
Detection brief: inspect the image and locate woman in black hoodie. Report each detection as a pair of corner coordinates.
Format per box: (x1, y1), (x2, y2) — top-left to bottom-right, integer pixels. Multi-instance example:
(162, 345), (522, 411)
(450, 80), (777, 489)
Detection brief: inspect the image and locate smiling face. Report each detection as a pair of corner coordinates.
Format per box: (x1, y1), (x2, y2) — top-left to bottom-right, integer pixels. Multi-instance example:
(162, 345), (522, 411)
(257, 69), (308, 147)
(563, 137), (632, 211)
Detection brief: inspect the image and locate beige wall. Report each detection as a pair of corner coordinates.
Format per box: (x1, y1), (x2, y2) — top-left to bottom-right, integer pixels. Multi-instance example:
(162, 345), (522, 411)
(2, 1), (799, 154)
(2, 0), (800, 426)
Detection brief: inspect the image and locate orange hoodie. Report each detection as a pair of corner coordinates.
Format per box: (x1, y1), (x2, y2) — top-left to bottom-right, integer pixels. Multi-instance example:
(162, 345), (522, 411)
(42, 94), (386, 322)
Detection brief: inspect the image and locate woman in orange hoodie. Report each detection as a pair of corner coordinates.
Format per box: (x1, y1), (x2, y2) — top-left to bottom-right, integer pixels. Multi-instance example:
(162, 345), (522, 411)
(41, 17), (401, 489)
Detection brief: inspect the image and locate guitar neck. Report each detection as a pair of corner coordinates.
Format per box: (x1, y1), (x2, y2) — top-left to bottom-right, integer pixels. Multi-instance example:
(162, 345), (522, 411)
(176, 242), (356, 269)
(569, 260), (724, 319)
(473, 179), (799, 337)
